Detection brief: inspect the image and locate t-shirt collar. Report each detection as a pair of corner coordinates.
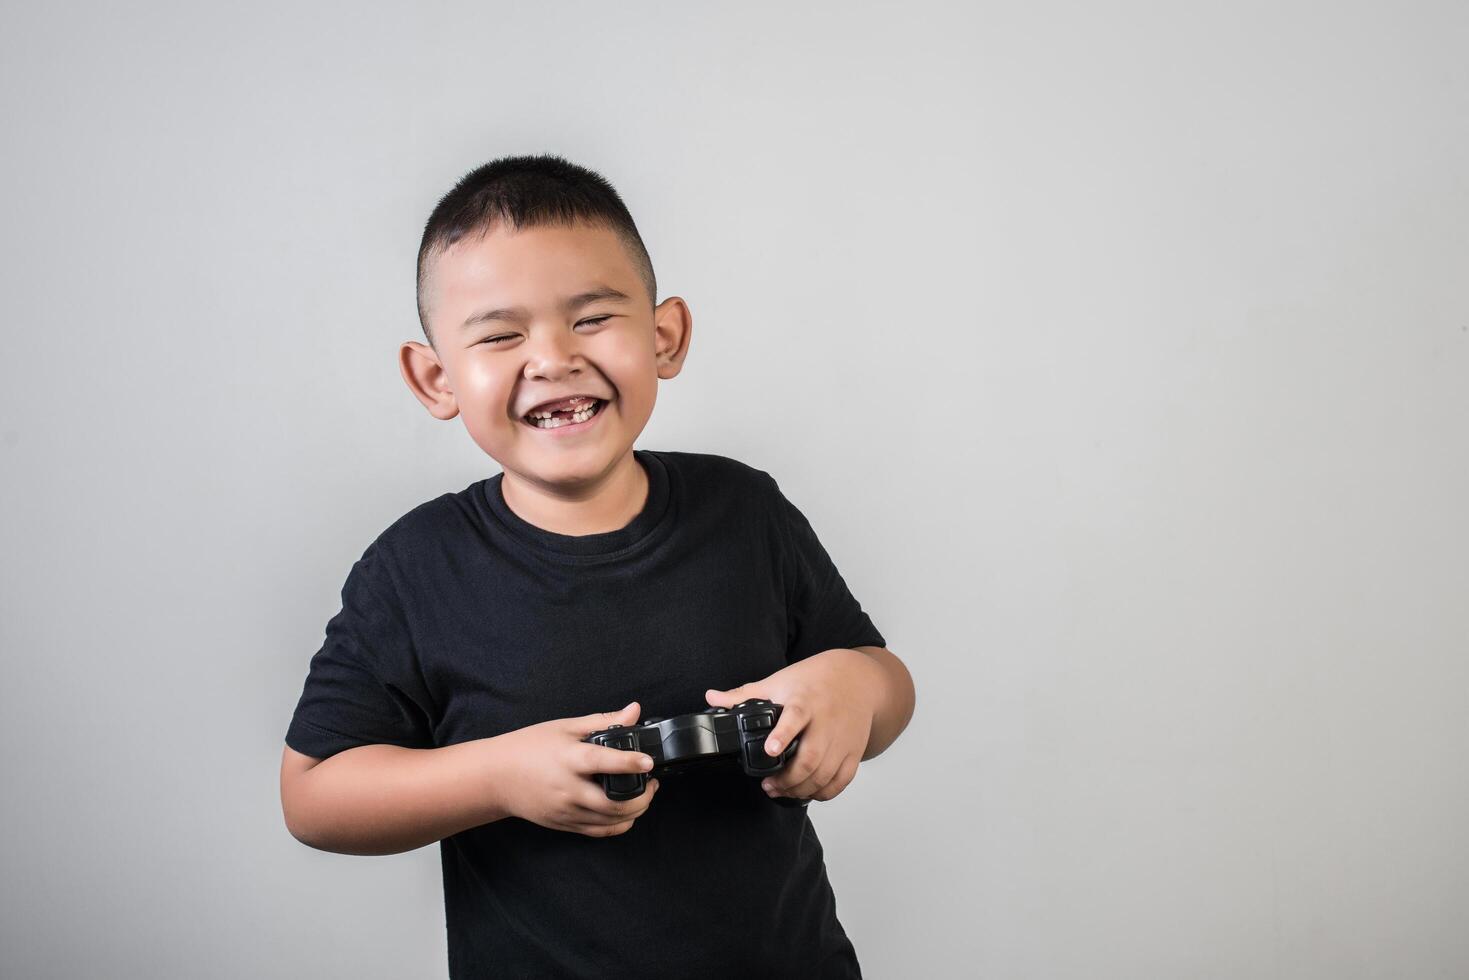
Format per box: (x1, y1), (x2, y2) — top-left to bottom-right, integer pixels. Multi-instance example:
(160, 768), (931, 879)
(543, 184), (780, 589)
(483, 449), (672, 560)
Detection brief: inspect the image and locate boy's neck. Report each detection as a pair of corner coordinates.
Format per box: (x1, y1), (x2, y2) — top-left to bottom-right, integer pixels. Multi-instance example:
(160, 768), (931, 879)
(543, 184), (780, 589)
(499, 451), (650, 537)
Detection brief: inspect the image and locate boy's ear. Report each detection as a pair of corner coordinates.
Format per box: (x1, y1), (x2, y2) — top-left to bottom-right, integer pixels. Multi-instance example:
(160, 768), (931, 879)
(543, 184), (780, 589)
(653, 296), (693, 380)
(399, 340), (461, 420)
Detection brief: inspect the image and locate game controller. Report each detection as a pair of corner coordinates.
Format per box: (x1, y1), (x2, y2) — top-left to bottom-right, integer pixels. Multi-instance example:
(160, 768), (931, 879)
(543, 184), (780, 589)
(584, 698), (807, 807)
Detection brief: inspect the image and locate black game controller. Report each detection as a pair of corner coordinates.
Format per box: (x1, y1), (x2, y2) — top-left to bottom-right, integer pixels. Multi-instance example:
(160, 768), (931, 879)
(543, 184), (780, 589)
(584, 699), (807, 807)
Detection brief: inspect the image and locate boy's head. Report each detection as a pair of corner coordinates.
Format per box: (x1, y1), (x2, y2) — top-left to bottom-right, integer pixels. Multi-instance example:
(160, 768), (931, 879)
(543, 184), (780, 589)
(401, 154), (692, 496)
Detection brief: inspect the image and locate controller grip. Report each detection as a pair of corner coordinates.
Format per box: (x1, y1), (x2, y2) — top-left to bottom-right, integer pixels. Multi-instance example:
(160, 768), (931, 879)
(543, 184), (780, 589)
(738, 733), (800, 777)
(600, 771), (647, 801)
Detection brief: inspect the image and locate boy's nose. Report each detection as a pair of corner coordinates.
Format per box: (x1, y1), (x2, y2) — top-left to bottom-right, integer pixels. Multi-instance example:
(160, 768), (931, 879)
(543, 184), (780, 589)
(522, 329), (584, 381)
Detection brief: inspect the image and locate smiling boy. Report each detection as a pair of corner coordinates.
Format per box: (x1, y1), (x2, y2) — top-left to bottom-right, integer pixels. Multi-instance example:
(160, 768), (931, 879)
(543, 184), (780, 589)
(280, 154), (915, 978)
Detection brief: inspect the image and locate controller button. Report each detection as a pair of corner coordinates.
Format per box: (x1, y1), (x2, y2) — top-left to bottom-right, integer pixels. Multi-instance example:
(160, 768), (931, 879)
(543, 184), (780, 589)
(744, 741), (781, 772)
(742, 712), (774, 732)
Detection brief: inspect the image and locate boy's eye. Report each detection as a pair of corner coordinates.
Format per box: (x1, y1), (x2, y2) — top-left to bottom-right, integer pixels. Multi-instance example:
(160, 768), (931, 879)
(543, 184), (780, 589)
(478, 316), (612, 347)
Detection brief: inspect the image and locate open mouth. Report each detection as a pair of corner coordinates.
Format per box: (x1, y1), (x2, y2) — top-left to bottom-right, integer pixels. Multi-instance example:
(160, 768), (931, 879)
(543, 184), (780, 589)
(521, 396), (607, 430)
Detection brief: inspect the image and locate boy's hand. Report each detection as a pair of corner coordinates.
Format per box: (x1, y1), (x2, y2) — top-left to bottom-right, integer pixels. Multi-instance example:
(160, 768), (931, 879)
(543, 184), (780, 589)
(705, 649), (884, 803)
(493, 701), (660, 837)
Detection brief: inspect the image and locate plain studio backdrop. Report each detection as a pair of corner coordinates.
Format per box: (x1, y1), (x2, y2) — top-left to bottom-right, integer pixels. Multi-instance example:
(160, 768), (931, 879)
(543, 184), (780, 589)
(1, 2), (1466, 977)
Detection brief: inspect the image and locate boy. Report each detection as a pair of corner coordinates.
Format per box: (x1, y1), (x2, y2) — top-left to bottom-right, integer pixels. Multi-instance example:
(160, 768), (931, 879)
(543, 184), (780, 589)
(279, 154), (916, 978)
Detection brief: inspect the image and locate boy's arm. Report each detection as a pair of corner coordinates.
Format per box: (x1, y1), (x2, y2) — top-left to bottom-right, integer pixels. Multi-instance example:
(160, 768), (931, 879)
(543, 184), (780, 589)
(280, 739), (511, 856)
(850, 645), (916, 760)
(280, 703), (662, 855)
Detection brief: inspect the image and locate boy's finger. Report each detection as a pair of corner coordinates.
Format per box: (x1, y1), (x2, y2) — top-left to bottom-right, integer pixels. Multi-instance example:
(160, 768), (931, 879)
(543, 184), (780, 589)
(764, 741), (822, 795)
(557, 815), (639, 837)
(704, 684), (757, 708)
(762, 702), (809, 756)
(577, 778), (659, 818)
(575, 742), (656, 775)
(568, 701), (641, 736)
(571, 804), (642, 825)
(579, 819), (637, 838)
(779, 751), (842, 800)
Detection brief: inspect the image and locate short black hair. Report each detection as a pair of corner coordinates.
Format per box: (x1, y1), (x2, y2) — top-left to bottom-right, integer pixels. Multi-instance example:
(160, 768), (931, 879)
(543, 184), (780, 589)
(415, 153), (657, 345)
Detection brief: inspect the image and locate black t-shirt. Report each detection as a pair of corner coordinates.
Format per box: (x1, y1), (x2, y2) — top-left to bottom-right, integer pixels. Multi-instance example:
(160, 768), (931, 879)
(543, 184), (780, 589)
(285, 449), (887, 978)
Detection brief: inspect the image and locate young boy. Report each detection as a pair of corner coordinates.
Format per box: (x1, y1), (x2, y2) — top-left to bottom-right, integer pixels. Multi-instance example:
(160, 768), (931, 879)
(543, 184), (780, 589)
(279, 154), (915, 978)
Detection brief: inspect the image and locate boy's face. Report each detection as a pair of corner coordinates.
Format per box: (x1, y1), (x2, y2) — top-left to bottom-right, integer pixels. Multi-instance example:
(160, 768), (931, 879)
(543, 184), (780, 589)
(400, 221), (691, 494)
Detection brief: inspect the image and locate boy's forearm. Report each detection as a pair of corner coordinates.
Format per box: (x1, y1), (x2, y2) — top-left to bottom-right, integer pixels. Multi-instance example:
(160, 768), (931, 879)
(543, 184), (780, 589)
(287, 738), (511, 856)
(852, 645), (915, 761)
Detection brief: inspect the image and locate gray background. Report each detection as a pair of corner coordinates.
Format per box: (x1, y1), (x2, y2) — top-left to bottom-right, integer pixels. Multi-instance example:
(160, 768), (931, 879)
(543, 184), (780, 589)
(2, 1), (1466, 977)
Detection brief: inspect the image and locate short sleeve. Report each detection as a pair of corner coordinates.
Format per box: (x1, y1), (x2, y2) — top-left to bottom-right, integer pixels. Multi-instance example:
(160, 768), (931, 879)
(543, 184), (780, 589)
(771, 478), (888, 663)
(284, 542), (437, 759)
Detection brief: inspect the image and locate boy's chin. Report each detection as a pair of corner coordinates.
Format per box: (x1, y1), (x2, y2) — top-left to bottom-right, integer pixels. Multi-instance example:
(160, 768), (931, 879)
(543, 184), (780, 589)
(499, 444), (636, 487)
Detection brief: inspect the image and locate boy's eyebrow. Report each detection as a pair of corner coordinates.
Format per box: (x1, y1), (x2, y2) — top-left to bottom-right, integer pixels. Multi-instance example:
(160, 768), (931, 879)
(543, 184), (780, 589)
(460, 285), (632, 329)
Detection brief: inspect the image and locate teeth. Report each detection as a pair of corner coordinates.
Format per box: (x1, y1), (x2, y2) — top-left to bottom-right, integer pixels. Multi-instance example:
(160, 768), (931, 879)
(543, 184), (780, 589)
(526, 400), (601, 428)
(527, 397), (597, 420)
